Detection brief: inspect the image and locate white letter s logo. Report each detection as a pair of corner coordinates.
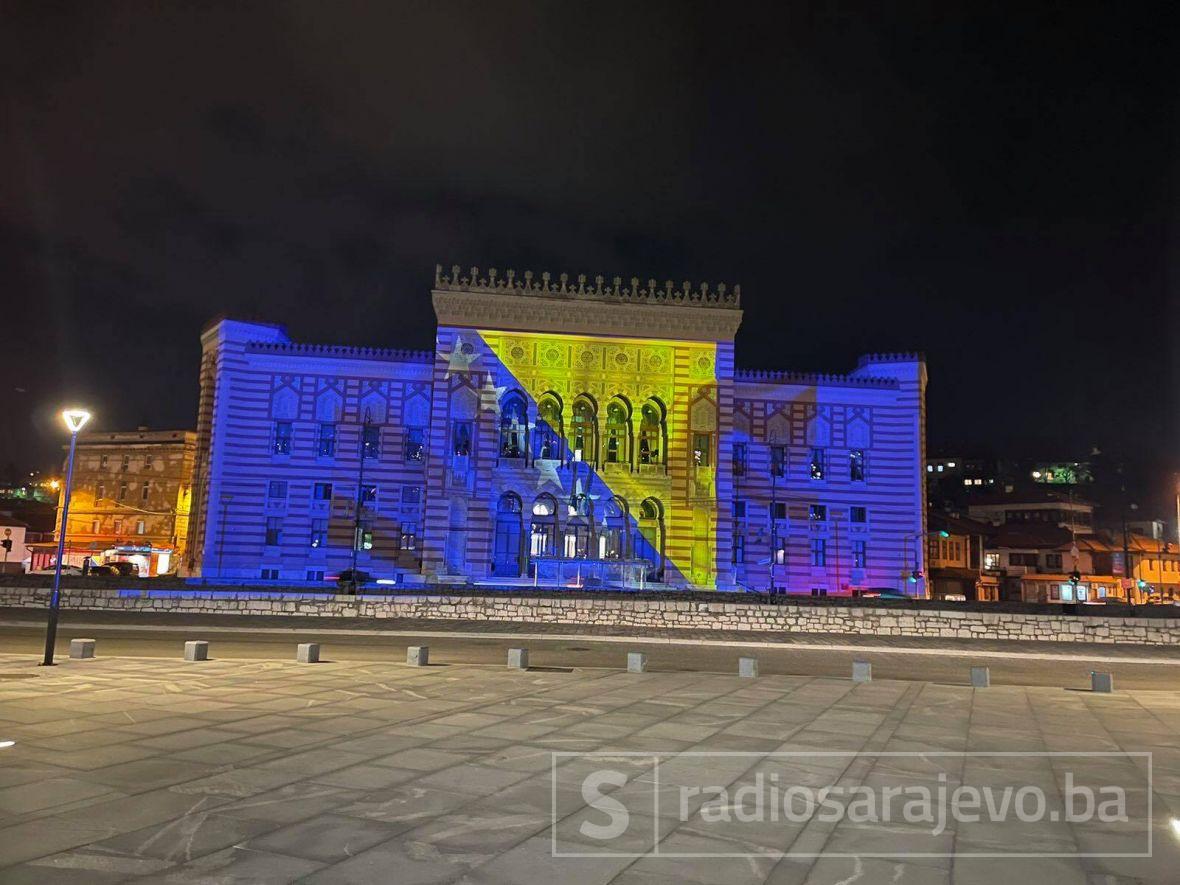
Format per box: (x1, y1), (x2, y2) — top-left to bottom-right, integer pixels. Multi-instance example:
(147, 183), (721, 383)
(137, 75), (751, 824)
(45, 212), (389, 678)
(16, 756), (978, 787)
(580, 769), (630, 840)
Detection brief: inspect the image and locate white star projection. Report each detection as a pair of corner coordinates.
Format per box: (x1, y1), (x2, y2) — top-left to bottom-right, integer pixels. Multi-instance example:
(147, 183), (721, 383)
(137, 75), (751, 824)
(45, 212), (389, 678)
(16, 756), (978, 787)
(479, 374), (507, 415)
(444, 335), (480, 377)
(534, 455), (563, 490)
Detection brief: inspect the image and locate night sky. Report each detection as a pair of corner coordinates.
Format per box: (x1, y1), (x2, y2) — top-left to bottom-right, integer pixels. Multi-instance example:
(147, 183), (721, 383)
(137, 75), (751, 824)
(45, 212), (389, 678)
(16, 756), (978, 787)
(2, 4), (1176, 508)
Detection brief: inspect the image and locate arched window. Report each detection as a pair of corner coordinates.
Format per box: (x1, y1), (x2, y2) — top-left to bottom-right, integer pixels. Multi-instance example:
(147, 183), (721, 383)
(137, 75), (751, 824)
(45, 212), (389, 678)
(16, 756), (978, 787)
(530, 494), (557, 557)
(492, 493), (523, 576)
(571, 396), (597, 463)
(599, 497), (628, 560)
(564, 491), (592, 558)
(635, 497), (665, 579)
(638, 399), (666, 466)
(604, 398), (631, 464)
(534, 395), (563, 460)
(499, 393), (527, 458)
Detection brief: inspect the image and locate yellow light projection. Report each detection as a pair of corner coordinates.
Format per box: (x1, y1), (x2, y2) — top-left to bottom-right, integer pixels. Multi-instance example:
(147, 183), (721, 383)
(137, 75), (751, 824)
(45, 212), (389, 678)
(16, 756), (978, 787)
(476, 328), (720, 587)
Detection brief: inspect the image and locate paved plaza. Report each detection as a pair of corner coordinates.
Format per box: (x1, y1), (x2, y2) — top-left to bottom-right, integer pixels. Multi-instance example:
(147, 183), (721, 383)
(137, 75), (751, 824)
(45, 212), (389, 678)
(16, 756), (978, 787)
(0, 650), (1178, 883)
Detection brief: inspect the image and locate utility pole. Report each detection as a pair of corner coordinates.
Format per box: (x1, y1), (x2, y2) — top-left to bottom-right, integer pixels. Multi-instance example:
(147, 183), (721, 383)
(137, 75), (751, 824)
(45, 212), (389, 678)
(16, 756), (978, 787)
(349, 407), (374, 593)
(769, 455), (778, 595)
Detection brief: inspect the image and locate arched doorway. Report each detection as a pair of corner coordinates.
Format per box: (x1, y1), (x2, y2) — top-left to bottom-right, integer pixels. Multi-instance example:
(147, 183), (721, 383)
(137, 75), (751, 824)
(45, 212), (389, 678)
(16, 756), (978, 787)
(564, 491), (592, 558)
(599, 496), (628, 559)
(530, 494), (558, 558)
(492, 493), (523, 577)
(635, 497), (665, 580)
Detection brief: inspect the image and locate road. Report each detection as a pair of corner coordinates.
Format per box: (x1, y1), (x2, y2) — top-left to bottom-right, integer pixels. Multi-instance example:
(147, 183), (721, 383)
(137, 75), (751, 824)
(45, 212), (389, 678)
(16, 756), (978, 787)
(2, 608), (1178, 690)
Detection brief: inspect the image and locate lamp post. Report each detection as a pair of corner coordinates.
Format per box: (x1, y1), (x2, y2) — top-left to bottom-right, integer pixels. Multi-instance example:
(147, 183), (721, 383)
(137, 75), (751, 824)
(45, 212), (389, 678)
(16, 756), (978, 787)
(900, 529), (948, 598)
(217, 493), (233, 579)
(348, 407), (373, 593)
(43, 408), (91, 666)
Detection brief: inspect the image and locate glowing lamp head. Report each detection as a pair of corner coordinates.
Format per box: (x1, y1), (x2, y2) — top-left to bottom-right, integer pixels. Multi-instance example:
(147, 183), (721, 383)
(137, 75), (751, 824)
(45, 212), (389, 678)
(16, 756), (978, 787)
(938, 531), (950, 538)
(62, 409), (92, 433)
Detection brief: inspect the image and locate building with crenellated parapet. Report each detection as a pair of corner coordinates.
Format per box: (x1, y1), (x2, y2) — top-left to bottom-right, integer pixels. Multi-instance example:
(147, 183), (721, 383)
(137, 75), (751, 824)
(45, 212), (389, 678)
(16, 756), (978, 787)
(185, 264), (926, 594)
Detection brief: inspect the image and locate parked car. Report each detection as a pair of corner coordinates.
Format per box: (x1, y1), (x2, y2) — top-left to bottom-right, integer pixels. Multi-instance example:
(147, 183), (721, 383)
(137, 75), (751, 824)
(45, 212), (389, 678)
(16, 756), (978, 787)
(29, 565), (84, 576)
(331, 569), (372, 594)
(87, 562), (140, 577)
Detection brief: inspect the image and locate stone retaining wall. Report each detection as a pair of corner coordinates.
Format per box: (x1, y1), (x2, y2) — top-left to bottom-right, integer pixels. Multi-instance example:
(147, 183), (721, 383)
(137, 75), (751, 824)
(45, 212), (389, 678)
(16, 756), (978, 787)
(2, 585), (1178, 645)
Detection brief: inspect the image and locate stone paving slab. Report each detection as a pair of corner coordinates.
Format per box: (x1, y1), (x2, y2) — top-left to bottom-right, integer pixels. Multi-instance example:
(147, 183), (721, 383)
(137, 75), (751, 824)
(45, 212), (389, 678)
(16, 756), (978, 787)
(0, 654), (1176, 883)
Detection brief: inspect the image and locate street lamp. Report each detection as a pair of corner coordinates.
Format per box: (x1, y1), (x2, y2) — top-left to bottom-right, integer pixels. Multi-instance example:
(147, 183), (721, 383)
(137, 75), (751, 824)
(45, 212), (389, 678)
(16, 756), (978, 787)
(900, 529), (949, 596)
(43, 408), (91, 666)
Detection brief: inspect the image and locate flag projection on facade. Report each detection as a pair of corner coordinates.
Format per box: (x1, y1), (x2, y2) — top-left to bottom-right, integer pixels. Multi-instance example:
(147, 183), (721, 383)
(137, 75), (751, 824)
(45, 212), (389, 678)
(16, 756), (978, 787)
(185, 265), (926, 593)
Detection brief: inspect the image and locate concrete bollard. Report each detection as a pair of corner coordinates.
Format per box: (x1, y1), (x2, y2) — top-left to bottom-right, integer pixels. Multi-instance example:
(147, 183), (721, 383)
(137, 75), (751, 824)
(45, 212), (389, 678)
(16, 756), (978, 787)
(69, 639), (96, 660)
(296, 643), (320, 664)
(507, 647), (529, 669)
(852, 660), (872, 683)
(739, 657), (759, 678)
(184, 640), (209, 662)
(407, 646), (429, 667)
(627, 652), (648, 673)
(970, 666), (991, 688)
(1091, 671), (1114, 693)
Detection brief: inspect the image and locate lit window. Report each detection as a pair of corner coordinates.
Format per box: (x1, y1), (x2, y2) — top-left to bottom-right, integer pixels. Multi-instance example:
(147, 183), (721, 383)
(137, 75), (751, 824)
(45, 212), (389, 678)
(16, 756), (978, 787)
(499, 395), (527, 458)
(361, 425), (380, 459)
(852, 540), (867, 568)
(637, 401), (665, 465)
(732, 442), (747, 476)
(273, 421), (293, 455)
(604, 401), (629, 464)
(317, 423), (337, 457)
(770, 445), (786, 477)
(355, 521), (373, 551)
(692, 433), (712, 468)
(535, 398), (563, 460)
(452, 421), (473, 457)
(118, 482), (128, 501)
(400, 522), (418, 550)
(135, 520), (145, 535)
(309, 519), (327, 548)
(810, 538), (826, 566)
(849, 449), (865, 482)
(809, 448), (825, 480)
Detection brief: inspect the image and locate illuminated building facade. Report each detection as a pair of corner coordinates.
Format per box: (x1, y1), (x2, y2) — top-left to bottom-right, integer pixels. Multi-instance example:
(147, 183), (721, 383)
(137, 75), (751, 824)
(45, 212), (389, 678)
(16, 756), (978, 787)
(187, 265), (927, 593)
(39, 429), (195, 576)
